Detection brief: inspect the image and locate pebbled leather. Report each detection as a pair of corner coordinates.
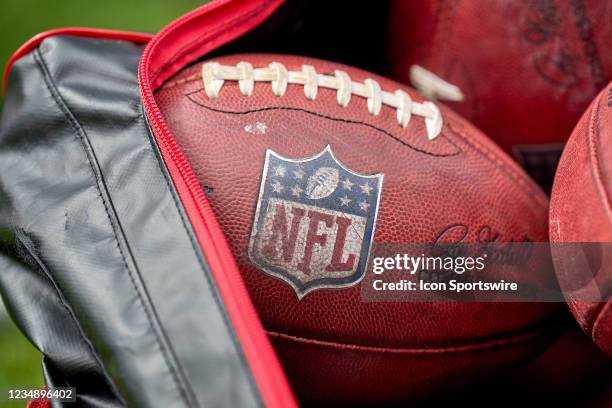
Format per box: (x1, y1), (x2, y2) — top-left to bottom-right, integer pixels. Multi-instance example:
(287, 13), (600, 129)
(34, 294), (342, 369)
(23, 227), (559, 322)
(156, 53), (563, 405)
(550, 82), (612, 358)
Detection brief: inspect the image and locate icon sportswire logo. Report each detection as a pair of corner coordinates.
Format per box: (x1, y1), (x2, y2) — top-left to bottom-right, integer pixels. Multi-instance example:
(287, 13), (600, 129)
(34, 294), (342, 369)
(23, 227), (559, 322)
(248, 146), (383, 298)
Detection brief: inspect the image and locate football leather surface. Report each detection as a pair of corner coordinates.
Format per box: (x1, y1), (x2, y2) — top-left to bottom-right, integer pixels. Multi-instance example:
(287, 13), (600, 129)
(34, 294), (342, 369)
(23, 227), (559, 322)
(155, 54), (560, 405)
(387, 0), (612, 156)
(550, 82), (612, 358)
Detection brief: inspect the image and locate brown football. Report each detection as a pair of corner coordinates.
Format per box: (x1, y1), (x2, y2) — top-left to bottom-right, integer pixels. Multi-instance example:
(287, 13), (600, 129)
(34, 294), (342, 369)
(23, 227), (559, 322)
(155, 54), (560, 405)
(550, 82), (612, 358)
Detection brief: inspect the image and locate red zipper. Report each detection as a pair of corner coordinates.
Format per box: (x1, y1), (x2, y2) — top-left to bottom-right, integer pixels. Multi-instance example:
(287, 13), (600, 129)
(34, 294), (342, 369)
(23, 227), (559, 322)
(138, 1), (297, 407)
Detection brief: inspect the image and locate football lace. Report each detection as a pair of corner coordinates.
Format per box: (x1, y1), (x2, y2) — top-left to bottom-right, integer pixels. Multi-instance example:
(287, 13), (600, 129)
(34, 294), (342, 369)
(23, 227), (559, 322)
(201, 61), (443, 140)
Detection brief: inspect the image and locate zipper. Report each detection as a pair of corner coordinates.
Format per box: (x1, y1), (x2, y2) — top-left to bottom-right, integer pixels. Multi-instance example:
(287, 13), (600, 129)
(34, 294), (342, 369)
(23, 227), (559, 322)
(138, 1), (297, 407)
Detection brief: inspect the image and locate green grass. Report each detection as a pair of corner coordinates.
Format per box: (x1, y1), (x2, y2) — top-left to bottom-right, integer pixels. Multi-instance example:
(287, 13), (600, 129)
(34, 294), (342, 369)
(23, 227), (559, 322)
(0, 0), (205, 403)
(0, 319), (42, 407)
(0, 320), (42, 386)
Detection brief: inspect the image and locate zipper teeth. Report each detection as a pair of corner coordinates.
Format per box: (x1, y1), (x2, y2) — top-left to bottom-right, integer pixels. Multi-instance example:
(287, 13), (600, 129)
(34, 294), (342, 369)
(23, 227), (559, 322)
(142, 80), (216, 245)
(139, 0), (230, 204)
(138, 0), (277, 303)
(140, 69), (266, 397)
(144, 0), (233, 87)
(137, 2), (298, 406)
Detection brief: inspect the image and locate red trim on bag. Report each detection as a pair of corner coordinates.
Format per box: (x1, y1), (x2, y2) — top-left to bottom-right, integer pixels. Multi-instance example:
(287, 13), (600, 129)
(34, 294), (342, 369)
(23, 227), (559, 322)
(139, 1), (297, 408)
(26, 387), (51, 408)
(3, 28), (152, 92)
(26, 400), (51, 408)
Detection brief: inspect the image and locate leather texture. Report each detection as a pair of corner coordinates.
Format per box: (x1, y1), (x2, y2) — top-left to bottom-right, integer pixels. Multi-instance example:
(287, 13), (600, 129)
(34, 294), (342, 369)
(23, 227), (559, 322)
(386, 0), (612, 156)
(0, 36), (264, 407)
(550, 82), (612, 358)
(156, 53), (563, 405)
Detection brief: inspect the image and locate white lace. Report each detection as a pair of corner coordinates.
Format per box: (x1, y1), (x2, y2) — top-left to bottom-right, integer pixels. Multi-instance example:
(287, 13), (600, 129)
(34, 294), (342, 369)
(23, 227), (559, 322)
(201, 61), (443, 140)
(409, 65), (464, 103)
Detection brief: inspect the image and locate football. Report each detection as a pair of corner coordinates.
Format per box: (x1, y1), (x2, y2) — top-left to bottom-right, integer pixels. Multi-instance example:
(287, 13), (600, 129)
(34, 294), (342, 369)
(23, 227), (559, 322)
(550, 82), (612, 358)
(155, 54), (560, 405)
(386, 0), (612, 175)
(305, 167), (339, 200)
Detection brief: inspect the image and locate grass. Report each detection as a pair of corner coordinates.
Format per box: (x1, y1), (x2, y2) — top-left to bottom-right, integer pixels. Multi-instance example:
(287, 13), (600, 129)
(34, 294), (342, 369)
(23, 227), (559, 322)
(0, 0), (205, 403)
(0, 319), (43, 407)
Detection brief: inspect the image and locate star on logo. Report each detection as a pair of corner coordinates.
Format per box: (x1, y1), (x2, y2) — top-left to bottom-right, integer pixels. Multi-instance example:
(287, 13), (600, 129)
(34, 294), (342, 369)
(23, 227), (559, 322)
(291, 185), (304, 197)
(339, 195), (352, 206)
(341, 177), (354, 191)
(360, 182), (373, 195)
(271, 180), (284, 193)
(359, 201), (370, 211)
(274, 165), (286, 177)
(293, 168), (306, 180)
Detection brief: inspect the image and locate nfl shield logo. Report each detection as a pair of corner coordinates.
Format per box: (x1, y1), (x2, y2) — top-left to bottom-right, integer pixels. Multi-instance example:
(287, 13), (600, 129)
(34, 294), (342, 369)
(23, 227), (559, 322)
(248, 146), (383, 298)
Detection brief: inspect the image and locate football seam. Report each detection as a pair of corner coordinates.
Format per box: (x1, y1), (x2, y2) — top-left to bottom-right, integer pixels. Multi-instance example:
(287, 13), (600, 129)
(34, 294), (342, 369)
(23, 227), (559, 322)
(584, 92), (612, 338)
(592, 301), (611, 348)
(568, 298), (606, 334)
(266, 321), (560, 354)
(446, 120), (548, 211)
(180, 83), (548, 212)
(587, 88), (612, 222)
(184, 91), (463, 158)
(181, 88), (548, 230)
(199, 61), (445, 140)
